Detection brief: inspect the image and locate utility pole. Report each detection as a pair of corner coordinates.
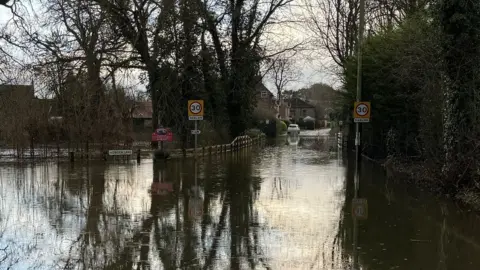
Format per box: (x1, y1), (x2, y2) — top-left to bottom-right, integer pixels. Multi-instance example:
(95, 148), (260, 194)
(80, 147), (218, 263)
(352, 3), (365, 267)
(354, 0), (366, 199)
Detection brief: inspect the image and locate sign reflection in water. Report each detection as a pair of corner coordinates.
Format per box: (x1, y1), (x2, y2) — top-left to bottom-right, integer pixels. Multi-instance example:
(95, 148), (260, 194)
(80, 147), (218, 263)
(189, 160), (203, 219)
(4, 134), (480, 269)
(151, 160), (174, 196)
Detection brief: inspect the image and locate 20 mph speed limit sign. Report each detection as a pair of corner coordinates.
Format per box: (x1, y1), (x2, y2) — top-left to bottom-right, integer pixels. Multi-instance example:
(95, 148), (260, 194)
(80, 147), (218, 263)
(188, 100), (204, 120)
(353, 102), (371, 123)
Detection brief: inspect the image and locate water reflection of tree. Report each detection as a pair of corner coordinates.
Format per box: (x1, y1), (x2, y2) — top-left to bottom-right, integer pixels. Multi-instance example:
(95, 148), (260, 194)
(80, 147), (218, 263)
(334, 155), (421, 269)
(334, 155), (480, 270)
(226, 153), (264, 270)
(61, 162), (109, 268)
(0, 165), (41, 269)
(2, 152), (267, 268)
(102, 152), (267, 269)
(104, 160), (179, 270)
(333, 154), (355, 268)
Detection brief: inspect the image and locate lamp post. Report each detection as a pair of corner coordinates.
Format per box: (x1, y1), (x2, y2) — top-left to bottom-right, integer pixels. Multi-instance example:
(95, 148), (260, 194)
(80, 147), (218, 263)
(352, 2), (365, 269)
(354, 0), (366, 199)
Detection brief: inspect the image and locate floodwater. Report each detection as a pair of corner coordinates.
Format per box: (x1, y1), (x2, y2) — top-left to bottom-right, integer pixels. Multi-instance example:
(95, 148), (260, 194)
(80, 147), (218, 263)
(1, 131), (480, 269)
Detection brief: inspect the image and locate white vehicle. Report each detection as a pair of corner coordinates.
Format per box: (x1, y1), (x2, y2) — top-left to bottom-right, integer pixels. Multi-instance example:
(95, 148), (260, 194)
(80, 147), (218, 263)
(287, 124), (300, 134)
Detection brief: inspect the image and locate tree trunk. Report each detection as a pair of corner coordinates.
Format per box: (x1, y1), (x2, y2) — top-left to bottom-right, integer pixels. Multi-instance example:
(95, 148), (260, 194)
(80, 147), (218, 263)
(149, 69), (160, 149)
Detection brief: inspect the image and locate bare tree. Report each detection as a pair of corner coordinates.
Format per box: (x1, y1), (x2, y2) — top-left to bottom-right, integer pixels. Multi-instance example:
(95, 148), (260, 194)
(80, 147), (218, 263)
(302, 0), (432, 69)
(302, 0), (360, 68)
(268, 57), (298, 99)
(92, 0), (180, 146)
(0, 3), (27, 83)
(18, 0), (135, 149)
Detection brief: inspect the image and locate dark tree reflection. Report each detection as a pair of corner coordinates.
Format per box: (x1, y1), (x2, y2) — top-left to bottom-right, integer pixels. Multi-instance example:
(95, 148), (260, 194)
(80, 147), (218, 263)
(102, 152), (267, 269)
(2, 151), (268, 269)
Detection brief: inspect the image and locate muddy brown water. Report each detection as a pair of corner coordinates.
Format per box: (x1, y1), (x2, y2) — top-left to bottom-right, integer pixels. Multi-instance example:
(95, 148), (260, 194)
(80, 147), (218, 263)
(0, 133), (479, 269)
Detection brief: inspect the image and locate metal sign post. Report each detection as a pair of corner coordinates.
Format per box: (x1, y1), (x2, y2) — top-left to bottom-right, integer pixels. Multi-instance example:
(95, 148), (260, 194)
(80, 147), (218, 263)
(188, 100), (204, 211)
(195, 120), (198, 158)
(188, 100), (204, 160)
(353, 102), (371, 123)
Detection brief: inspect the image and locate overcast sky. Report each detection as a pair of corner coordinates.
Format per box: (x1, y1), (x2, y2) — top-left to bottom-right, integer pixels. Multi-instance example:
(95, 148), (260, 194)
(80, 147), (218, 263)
(0, 2), (339, 93)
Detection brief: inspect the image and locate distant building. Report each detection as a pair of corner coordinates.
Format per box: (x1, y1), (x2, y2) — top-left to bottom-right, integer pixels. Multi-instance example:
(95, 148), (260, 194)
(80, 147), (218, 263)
(131, 101), (153, 129)
(0, 84), (35, 101)
(286, 97), (316, 123)
(0, 84), (37, 118)
(277, 96), (291, 120)
(254, 80), (279, 118)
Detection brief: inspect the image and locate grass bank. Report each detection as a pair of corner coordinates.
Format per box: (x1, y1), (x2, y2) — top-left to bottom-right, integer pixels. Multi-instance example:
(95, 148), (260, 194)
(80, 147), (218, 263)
(382, 156), (480, 211)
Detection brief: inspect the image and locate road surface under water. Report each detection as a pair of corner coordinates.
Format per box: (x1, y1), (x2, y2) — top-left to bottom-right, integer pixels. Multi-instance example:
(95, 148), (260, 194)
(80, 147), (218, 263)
(1, 130), (480, 269)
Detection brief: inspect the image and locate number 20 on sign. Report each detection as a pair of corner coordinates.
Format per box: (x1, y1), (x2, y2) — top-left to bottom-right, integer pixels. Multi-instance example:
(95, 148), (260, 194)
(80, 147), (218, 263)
(354, 101), (371, 123)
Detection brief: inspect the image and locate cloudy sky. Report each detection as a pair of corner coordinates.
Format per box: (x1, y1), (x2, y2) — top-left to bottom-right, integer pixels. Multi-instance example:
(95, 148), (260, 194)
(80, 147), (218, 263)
(0, 1), (339, 93)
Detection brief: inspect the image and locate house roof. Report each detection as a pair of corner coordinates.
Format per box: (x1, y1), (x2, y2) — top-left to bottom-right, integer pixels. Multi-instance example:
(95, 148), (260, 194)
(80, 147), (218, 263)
(255, 81), (274, 97)
(0, 84), (35, 99)
(287, 97), (315, 108)
(132, 101), (152, 119)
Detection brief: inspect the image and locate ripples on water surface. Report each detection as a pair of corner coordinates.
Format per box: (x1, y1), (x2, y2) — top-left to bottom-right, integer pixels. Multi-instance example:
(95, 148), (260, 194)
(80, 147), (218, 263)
(1, 134), (480, 269)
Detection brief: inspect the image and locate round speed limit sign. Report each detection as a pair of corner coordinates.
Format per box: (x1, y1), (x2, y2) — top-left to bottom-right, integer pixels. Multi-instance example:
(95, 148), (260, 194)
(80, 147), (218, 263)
(188, 100), (204, 120)
(356, 103), (369, 116)
(190, 102), (202, 114)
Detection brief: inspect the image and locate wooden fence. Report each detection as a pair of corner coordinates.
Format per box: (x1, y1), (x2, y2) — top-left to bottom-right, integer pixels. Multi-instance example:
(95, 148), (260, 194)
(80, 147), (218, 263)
(149, 134), (266, 159)
(0, 134), (266, 162)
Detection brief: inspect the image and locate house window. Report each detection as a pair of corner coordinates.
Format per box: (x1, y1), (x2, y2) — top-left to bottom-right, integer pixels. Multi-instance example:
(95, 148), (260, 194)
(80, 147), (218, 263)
(261, 91), (267, 98)
(302, 109), (307, 117)
(290, 110), (295, 116)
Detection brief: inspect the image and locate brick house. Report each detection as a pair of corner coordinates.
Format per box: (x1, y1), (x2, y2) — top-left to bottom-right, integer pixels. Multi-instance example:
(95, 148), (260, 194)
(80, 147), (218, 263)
(286, 97), (316, 123)
(131, 101), (153, 130)
(254, 80), (279, 119)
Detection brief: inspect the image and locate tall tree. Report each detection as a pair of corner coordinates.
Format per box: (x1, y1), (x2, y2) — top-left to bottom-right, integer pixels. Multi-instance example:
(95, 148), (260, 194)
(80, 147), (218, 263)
(302, 0), (432, 69)
(302, 0), (361, 68)
(440, 0), (480, 187)
(199, 0), (293, 136)
(25, 0), (130, 145)
(268, 57), (298, 100)
(93, 0), (180, 147)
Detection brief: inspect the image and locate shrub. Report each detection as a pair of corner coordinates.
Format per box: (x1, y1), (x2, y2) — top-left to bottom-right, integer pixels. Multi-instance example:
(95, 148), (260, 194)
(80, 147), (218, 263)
(245, 128), (264, 137)
(277, 120), (287, 134)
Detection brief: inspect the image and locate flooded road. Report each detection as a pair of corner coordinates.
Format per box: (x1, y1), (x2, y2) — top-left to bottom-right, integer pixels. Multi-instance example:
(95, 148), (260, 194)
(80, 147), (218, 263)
(1, 132), (480, 269)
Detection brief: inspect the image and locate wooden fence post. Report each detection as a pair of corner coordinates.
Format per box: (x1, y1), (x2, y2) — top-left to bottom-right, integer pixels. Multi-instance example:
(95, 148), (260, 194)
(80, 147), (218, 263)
(69, 151), (74, 163)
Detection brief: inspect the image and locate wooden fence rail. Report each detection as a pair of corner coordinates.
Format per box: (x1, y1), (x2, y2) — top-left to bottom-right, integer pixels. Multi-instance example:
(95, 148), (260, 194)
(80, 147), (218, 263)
(151, 134), (265, 159)
(0, 134), (266, 162)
